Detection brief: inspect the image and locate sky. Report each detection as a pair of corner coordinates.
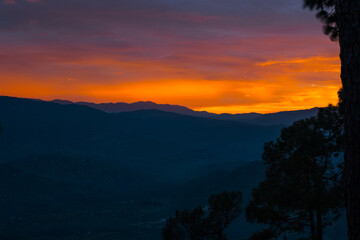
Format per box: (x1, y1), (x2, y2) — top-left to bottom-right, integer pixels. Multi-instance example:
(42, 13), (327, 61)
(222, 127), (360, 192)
(0, 0), (341, 113)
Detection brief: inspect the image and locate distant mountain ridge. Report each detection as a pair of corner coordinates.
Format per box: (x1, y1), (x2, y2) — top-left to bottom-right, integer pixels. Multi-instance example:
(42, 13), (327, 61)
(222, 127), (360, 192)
(0, 96), (282, 180)
(52, 99), (222, 118)
(52, 99), (319, 126)
(0, 96), (344, 240)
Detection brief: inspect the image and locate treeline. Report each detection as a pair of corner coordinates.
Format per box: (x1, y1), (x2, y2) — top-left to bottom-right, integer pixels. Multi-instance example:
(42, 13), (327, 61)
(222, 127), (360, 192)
(163, 91), (344, 240)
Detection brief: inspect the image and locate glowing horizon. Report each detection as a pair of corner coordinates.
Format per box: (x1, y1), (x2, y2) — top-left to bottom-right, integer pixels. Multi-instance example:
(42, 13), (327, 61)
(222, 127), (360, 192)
(0, 0), (341, 114)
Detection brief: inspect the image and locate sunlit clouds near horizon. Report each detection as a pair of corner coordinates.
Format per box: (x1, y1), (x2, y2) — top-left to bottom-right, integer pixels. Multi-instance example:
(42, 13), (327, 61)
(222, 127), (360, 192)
(0, 0), (341, 113)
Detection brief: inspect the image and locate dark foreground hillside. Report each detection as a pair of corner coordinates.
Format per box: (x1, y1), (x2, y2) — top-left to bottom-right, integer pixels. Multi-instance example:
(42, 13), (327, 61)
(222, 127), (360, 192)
(0, 96), (282, 181)
(0, 155), (266, 239)
(0, 97), (346, 239)
(0, 157), (346, 240)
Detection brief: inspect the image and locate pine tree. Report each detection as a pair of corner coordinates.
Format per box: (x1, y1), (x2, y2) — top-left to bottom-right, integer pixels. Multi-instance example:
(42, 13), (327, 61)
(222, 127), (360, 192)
(303, 1), (360, 239)
(246, 106), (344, 240)
(162, 191), (242, 240)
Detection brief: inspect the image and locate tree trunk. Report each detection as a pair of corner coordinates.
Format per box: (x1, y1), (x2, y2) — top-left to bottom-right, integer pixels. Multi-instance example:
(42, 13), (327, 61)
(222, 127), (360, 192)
(310, 210), (317, 240)
(316, 210), (322, 240)
(336, 1), (360, 240)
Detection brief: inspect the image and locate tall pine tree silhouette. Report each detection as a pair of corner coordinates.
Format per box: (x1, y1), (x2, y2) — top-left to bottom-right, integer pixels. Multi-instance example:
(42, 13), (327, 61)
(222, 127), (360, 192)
(303, 1), (360, 239)
(246, 106), (343, 240)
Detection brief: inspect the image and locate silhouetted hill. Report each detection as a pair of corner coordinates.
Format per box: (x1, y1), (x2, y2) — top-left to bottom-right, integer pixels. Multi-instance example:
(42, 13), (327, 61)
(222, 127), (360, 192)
(240, 108), (319, 126)
(52, 99), (318, 125)
(170, 161), (266, 208)
(0, 96), (282, 181)
(0, 157), (266, 240)
(0, 157), (345, 240)
(5, 154), (160, 197)
(0, 97), (345, 240)
(0, 157), (166, 240)
(52, 99), (215, 118)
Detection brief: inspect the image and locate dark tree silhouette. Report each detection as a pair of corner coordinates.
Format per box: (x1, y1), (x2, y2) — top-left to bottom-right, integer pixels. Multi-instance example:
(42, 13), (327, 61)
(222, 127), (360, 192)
(162, 191), (242, 240)
(303, 1), (360, 239)
(246, 106), (344, 240)
(248, 229), (277, 240)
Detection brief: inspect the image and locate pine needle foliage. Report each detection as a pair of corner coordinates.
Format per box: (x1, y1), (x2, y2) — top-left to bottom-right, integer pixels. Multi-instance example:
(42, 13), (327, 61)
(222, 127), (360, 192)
(303, 0), (338, 41)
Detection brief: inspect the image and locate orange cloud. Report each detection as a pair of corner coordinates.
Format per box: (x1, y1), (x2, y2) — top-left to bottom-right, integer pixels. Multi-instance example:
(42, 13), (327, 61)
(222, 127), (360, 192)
(0, 0), (343, 114)
(0, 30), (341, 114)
(0, 53), (341, 114)
(73, 76), (340, 114)
(257, 56), (340, 73)
(195, 85), (339, 113)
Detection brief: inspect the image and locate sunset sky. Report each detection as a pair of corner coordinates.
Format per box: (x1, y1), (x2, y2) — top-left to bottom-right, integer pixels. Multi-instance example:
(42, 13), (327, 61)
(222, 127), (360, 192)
(0, 0), (341, 113)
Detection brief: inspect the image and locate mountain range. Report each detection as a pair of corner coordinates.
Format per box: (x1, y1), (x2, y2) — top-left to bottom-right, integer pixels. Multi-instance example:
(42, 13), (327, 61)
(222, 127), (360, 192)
(0, 96), (344, 240)
(0, 96), (286, 180)
(52, 99), (319, 126)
